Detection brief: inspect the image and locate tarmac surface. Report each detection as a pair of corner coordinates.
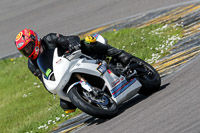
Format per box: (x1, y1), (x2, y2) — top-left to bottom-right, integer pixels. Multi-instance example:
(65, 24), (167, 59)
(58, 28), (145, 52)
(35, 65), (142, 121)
(0, 0), (189, 58)
(73, 55), (200, 133)
(50, 1), (200, 133)
(2, 1), (200, 133)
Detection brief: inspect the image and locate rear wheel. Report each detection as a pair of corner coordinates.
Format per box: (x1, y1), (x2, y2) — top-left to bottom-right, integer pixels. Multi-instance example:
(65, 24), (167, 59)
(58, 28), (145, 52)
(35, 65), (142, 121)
(68, 85), (118, 119)
(130, 56), (161, 95)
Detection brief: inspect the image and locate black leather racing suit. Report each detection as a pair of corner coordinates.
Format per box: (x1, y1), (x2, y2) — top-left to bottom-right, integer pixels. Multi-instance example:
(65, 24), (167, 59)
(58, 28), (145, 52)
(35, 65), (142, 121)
(28, 33), (132, 112)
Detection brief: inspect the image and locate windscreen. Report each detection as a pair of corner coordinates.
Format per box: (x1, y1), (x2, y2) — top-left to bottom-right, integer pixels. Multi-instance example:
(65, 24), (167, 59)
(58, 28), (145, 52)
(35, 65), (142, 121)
(37, 49), (54, 79)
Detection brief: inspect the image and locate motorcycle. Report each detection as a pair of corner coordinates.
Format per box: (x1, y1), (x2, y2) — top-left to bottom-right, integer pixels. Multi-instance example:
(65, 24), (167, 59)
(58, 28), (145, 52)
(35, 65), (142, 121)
(37, 34), (161, 119)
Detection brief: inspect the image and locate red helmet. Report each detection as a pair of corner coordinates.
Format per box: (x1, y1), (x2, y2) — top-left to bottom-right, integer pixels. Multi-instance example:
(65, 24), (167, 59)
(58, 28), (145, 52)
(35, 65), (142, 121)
(15, 29), (41, 60)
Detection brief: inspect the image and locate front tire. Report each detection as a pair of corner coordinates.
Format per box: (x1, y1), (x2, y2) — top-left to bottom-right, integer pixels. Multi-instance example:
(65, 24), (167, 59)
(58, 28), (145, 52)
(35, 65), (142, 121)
(68, 85), (118, 119)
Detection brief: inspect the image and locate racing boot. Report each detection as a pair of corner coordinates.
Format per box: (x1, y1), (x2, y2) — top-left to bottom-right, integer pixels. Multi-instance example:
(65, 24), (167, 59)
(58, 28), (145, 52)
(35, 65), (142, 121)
(106, 45), (133, 66)
(60, 99), (76, 114)
(106, 45), (139, 80)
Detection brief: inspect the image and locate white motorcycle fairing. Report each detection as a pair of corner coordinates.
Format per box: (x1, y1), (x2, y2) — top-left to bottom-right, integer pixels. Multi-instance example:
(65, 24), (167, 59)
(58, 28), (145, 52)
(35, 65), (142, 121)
(39, 48), (142, 104)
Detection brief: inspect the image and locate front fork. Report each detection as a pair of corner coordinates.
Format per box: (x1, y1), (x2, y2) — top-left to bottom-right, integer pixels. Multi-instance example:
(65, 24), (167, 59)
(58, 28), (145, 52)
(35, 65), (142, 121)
(75, 74), (104, 97)
(75, 73), (93, 92)
(75, 74), (87, 82)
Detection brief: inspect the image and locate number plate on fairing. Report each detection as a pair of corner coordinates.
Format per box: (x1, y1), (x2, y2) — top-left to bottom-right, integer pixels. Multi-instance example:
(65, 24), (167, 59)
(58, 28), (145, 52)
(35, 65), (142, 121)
(97, 64), (107, 75)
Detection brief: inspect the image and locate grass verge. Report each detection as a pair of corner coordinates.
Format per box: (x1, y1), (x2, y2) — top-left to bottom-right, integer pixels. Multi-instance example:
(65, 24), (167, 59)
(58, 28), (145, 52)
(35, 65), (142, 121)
(0, 24), (183, 133)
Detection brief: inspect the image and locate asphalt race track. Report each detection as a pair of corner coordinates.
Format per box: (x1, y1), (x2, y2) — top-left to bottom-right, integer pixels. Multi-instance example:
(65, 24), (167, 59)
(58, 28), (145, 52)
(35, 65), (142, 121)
(74, 56), (200, 133)
(53, 3), (200, 132)
(2, 0), (200, 133)
(0, 0), (189, 58)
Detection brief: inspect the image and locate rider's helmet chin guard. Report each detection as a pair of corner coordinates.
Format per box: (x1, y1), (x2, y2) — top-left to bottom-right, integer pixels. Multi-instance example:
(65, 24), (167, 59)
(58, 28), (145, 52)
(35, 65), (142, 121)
(15, 28), (41, 60)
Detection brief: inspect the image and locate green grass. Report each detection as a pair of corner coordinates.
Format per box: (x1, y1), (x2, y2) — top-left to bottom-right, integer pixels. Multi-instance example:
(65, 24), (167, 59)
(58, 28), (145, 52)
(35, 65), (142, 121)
(102, 24), (183, 63)
(0, 24), (183, 133)
(0, 57), (82, 133)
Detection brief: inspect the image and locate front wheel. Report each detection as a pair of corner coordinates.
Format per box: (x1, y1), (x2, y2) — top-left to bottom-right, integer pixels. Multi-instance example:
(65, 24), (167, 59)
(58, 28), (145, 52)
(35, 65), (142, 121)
(68, 85), (118, 119)
(130, 56), (161, 95)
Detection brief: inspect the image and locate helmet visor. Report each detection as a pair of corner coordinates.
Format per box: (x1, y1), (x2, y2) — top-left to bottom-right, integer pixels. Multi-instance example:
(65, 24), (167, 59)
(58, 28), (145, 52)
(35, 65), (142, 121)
(20, 41), (35, 57)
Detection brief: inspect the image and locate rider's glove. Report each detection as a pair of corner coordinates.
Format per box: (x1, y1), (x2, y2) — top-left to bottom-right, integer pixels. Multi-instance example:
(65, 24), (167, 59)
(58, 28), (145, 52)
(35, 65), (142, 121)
(68, 40), (81, 52)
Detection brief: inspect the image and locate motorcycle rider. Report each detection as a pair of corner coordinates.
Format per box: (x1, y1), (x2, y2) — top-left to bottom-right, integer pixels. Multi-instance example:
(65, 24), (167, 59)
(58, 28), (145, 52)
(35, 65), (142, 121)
(14, 28), (133, 114)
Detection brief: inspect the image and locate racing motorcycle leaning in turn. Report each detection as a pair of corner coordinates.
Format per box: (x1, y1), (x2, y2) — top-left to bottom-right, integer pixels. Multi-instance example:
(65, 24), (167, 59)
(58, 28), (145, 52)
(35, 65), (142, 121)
(37, 34), (161, 119)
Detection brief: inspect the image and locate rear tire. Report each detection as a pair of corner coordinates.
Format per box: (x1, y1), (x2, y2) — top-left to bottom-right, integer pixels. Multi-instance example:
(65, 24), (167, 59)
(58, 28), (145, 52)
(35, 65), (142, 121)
(68, 85), (118, 119)
(130, 56), (161, 95)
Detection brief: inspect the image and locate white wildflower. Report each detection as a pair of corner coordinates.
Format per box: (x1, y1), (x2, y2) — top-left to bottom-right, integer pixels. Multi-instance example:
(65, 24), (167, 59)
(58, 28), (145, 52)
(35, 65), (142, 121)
(23, 94), (27, 98)
(162, 24), (168, 29)
(173, 23), (180, 28)
(38, 125), (43, 129)
(62, 114), (65, 117)
(38, 124), (49, 130)
(33, 82), (37, 85)
(48, 120), (52, 124)
(146, 59), (154, 64)
(56, 117), (60, 121)
(150, 24), (168, 35)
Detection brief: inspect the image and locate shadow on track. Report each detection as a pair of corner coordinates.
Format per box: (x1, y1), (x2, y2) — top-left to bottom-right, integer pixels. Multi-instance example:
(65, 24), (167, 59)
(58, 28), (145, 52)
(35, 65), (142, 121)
(84, 83), (170, 126)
